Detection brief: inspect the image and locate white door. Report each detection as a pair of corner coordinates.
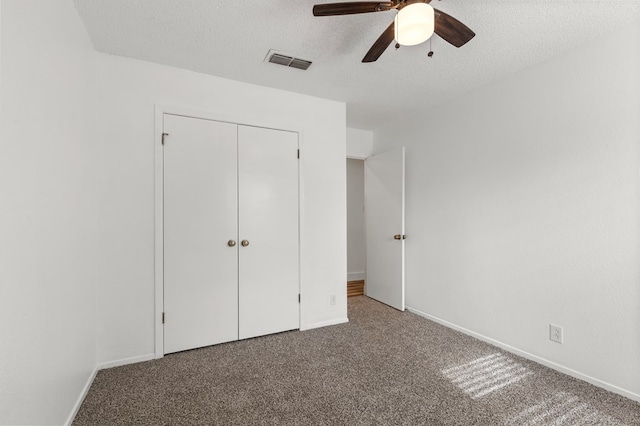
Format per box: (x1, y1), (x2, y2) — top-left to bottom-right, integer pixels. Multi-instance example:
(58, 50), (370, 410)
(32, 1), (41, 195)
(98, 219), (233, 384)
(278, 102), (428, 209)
(365, 147), (405, 311)
(163, 114), (239, 354)
(238, 125), (300, 339)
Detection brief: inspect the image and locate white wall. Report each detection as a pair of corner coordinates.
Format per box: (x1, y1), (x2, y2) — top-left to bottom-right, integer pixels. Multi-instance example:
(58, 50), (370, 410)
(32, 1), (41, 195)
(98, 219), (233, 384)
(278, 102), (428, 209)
(346, 127), (373, 159)
(347, 159), (365, 281)
(0, 1), (98, 424)
(95, 54), (347, 364)
(374, 21), (640, 399)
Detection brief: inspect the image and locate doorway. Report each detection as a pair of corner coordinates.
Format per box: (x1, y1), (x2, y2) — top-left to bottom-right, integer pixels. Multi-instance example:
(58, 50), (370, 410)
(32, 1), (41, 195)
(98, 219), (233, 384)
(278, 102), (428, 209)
(347, 158), (365, 296)
(347, 147), (406, 310)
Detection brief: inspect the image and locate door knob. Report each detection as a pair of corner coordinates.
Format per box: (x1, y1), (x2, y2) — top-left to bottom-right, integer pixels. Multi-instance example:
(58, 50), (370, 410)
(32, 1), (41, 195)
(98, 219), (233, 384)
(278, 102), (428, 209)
(394, 234), (406, 240)
(227, 240), (236, 247)
(241, 240), (250, 247)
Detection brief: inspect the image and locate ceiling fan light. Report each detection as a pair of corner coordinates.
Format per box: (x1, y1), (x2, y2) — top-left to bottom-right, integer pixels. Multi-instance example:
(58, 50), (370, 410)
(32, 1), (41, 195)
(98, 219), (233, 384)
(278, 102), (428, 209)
(394, 3), (434, 46)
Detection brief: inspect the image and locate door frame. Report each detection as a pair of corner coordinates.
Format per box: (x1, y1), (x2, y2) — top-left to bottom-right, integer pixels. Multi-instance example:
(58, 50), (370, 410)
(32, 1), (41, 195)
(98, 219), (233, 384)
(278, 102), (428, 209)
(154, 104), (304, 359)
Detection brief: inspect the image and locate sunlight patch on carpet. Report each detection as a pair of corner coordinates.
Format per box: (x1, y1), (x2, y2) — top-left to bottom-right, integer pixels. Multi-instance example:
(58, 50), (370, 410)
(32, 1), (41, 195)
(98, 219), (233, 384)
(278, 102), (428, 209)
(442, 353), (532, 399)
(504, 391), (623, 425)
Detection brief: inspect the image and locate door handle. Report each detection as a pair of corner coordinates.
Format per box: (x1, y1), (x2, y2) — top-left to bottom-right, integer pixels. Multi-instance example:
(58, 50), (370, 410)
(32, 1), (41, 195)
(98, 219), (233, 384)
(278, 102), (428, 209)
(393, 234), (406, 240)
(228, 240), (236, 247)
(241, 240), (250, 247)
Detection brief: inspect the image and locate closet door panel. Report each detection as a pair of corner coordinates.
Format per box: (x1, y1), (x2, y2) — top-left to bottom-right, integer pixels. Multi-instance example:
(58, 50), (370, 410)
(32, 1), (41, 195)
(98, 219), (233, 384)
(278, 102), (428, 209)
(163, 114), (239, 354)
(238, 125), (299, 339)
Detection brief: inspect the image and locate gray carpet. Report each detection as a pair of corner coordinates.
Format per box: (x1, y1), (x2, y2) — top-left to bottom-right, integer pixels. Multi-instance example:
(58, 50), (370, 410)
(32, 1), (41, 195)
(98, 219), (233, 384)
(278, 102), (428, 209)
(74, 296), (640, 425)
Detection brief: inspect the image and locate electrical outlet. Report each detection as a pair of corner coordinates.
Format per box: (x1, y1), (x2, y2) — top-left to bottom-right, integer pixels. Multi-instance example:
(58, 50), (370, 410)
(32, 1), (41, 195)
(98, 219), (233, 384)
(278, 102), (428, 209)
(329, 294), (336, 306)
(549, 324), (563, 344)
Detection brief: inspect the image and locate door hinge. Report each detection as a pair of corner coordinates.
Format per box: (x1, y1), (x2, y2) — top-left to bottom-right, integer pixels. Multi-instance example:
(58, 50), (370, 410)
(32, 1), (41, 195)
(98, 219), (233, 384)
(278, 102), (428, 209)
(162, 312), (165, 324)
(297, 149), (300, 159)
(162, 133), (169, 145)
(298, 293), (301, 303)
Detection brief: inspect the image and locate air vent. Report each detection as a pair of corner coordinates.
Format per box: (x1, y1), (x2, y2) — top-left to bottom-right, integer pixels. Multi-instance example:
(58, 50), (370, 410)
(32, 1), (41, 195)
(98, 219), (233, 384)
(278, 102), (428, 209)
(265, 50), (312, 71)
(269, 53), (293, 66)
(289, 58), (312, 70)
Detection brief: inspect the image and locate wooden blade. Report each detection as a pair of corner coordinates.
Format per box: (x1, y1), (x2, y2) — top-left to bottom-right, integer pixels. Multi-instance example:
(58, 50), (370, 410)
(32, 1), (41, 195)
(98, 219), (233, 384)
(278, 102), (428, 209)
(433, 9), (475, 48)
(362, 21), (395, 63)
(313, 2), (395, 17)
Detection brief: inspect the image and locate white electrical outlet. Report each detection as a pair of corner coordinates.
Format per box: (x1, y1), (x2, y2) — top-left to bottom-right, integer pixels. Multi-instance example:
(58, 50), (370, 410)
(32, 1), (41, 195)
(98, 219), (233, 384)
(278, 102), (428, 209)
(549, 324), (563, 344)
(329, 294), (336, 306)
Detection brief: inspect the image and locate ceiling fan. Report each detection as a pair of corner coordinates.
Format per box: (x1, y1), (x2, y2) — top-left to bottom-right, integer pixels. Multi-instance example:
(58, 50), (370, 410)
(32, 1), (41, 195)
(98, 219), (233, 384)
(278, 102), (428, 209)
(313, 0), (475, 62)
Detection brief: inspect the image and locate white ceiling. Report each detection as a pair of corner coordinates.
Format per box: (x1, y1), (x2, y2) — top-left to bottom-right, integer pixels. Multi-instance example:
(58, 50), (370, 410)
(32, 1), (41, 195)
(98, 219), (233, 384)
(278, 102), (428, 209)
(74, 0), (640, 130)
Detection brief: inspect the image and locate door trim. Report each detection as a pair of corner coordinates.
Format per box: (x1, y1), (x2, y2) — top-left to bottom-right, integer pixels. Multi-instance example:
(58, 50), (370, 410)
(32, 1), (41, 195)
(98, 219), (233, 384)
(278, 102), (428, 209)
(154, 104), (304, 359)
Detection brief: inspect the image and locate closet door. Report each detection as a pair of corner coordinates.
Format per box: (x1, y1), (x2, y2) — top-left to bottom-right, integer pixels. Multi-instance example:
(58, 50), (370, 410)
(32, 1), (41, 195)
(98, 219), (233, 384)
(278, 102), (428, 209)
(163, 114), (239, 354)
(238, 126), (299, 339)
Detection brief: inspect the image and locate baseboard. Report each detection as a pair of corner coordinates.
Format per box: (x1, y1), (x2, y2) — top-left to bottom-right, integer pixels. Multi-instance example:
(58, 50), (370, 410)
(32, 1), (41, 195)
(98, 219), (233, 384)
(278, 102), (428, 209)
(347, 272), (365, 281)
(406, 306), (640, 403)
(64, 366), (98, 426)
(97, 353), (155, 370)
(301, 317), (349, 331)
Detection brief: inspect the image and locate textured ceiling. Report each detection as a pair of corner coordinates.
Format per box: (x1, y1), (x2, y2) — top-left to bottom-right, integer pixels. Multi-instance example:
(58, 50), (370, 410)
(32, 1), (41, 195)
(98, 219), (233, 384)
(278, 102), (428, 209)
(74, 0), (640, 130)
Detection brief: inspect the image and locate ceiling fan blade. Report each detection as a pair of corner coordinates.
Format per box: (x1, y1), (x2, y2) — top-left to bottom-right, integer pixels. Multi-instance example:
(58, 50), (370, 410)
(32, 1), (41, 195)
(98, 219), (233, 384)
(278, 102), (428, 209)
(433, 9), (475, 48)
(313, 2), (395, 17)
(362, 21), (395, 63)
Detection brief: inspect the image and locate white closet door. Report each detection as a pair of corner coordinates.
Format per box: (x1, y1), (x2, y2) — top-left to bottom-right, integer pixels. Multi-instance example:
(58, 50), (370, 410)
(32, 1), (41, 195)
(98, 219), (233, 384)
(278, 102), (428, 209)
(238, 125), (299, 339)
(163, 114), (239, 354)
